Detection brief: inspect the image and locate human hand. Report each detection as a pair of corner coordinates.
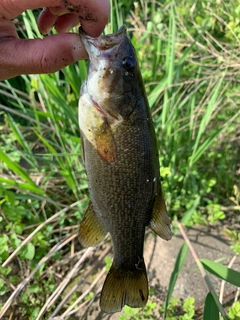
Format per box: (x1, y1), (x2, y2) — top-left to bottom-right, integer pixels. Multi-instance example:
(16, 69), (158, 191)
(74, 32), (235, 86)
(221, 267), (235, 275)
(0, 0), (110, 80)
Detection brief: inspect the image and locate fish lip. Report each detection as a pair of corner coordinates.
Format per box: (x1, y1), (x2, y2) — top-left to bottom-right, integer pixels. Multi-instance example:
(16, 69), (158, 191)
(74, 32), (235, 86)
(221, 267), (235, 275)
(79, 25), (127, 55)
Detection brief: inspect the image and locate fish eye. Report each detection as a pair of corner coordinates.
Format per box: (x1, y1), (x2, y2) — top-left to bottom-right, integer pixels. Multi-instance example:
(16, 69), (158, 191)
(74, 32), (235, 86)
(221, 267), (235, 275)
(122, 56), (136, 73)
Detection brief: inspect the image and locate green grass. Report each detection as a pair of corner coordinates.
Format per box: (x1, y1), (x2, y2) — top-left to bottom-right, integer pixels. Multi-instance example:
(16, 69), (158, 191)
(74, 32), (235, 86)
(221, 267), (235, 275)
(0, 0), (239, 318)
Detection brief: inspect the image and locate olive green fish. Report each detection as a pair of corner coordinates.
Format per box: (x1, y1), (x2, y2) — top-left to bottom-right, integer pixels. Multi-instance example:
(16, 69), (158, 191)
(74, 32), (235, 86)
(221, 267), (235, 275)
(78, 25), (172, 314)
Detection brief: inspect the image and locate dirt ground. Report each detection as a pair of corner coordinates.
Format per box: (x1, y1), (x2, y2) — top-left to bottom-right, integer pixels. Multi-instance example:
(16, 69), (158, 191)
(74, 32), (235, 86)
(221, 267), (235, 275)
(72, 225), (240, 320)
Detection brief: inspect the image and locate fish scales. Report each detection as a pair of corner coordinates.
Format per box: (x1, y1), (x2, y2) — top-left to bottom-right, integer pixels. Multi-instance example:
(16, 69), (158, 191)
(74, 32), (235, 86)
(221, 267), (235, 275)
(78, 25), (172, 313)
(83, 116), (154, 266)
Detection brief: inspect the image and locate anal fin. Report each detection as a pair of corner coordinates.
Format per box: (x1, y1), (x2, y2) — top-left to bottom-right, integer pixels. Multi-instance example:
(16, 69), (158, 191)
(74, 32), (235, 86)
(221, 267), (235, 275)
(79, 201), (107, 247)
(149, 188), (172, 240)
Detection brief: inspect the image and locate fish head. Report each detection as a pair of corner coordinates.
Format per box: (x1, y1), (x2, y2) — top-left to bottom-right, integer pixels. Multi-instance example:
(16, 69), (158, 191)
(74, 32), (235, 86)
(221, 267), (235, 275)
(79, 25), (139, 120)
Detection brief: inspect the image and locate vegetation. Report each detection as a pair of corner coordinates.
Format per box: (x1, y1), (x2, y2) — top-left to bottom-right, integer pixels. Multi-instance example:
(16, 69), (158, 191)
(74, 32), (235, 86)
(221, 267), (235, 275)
(0, 0), (239, 319)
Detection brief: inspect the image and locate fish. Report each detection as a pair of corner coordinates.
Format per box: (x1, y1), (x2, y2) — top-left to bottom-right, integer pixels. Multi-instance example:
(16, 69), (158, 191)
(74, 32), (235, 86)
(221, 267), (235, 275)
(78, 25), (172, 314)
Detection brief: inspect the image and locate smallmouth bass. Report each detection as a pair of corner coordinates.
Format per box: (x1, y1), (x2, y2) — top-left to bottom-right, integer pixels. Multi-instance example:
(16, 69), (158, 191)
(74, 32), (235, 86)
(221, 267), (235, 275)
(78, 25), (172, 314)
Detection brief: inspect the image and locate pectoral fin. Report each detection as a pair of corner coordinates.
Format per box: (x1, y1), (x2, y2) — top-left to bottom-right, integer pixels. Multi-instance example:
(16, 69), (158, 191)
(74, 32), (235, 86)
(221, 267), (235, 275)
(149, 188), (172, 240)
(79, 201), (107, 247)
(94, 121), (117, 164)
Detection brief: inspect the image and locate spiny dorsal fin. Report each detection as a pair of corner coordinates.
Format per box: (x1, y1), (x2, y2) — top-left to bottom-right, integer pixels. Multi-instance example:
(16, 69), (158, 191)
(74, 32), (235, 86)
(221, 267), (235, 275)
(149, 187), (172, 240)
(79, 201), (107, 247)
(100, 259), (148, 313)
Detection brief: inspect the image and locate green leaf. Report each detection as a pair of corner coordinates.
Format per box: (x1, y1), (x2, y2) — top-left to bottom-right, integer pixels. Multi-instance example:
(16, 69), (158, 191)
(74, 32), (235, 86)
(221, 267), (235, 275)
(9, 276), (20, 284)
(0, 266), (12, 276)
(10, 233), (21, 249)
(5, 190), (15, 205)
(24, 243), (35, 260)
(201, 259), (240, 287)
(164, 243), (189, 317)
(228, 301), (240, 319)
(0, 177), (44, 195)
(30, 307), (40, 320)
(27, 284), (41, 294)
(104, 256), (112, 271)
(203, 292), (219, 320)
(181, 196), (200, 225)
(0, 279), (7, 296)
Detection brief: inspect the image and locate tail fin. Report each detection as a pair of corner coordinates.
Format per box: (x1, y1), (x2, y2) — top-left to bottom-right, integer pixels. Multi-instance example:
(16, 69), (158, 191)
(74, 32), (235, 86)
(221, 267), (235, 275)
(100, 260), (148, 313)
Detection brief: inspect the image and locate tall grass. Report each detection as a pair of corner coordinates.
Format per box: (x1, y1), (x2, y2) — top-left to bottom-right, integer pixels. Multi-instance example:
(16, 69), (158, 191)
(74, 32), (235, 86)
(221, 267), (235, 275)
(126, 1), (239, 225)
(0, 0), (239, 318)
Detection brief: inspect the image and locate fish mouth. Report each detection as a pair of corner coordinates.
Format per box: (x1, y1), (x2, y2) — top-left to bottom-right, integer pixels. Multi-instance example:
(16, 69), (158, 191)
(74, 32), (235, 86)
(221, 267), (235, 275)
(79, 25), (127, 56)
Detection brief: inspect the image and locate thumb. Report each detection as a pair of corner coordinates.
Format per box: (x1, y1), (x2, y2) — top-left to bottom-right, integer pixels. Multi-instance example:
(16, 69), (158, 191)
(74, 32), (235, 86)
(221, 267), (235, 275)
(0, 33), (87, 80)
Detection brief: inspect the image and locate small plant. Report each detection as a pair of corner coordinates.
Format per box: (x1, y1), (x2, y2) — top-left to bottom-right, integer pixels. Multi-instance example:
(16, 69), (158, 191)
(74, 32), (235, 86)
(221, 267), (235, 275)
(158, 297), (195, 320)
(180, 297), (195, 320)
(206, 203), (226, 223)
(104, 256), (112, 272)
(119, 299), (157, 320)
(225, 229), (240, 255)
(84, 291), (94, 301)
(228, 301), (240, 320)
(159, 297), (181, 319)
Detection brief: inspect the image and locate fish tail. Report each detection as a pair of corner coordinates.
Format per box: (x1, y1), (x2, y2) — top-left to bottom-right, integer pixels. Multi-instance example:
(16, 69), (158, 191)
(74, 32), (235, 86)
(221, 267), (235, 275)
(100, 259), (148, 313)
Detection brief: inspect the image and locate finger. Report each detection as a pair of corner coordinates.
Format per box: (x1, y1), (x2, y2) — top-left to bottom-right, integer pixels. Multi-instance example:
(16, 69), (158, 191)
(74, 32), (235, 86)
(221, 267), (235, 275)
(0, 33), (87, 80)
(1, 0), (110, 37)
(38, 9), (79, 35)
(48, 3), (70, 16)
(70, 0), (110, 37)
(37, 8), (58, 35)
(0, 19), (18, 38)
(55, 14), (80, 33)
(40, 0), (110, 37)
(0, 0), (62, 19)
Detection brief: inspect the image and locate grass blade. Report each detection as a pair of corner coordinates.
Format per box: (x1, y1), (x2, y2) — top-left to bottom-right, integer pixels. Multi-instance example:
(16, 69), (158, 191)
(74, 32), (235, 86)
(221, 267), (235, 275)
(6, 115), (38, 168)
(0, 177), (44, 195)
(148, 76), (168, 108)
(164, 242), (189, 318)
(201, 259), (240, 287)
(190, 128), (223, 165)
(189, 77), (225, 167)
(204, 292), (219, 320)
(162, 2), (176, 129)
(0, 150), (39, 187)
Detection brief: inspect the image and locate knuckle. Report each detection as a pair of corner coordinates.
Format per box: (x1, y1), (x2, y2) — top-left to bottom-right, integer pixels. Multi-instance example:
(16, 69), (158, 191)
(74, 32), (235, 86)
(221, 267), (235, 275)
(38, 50), (56, 74)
